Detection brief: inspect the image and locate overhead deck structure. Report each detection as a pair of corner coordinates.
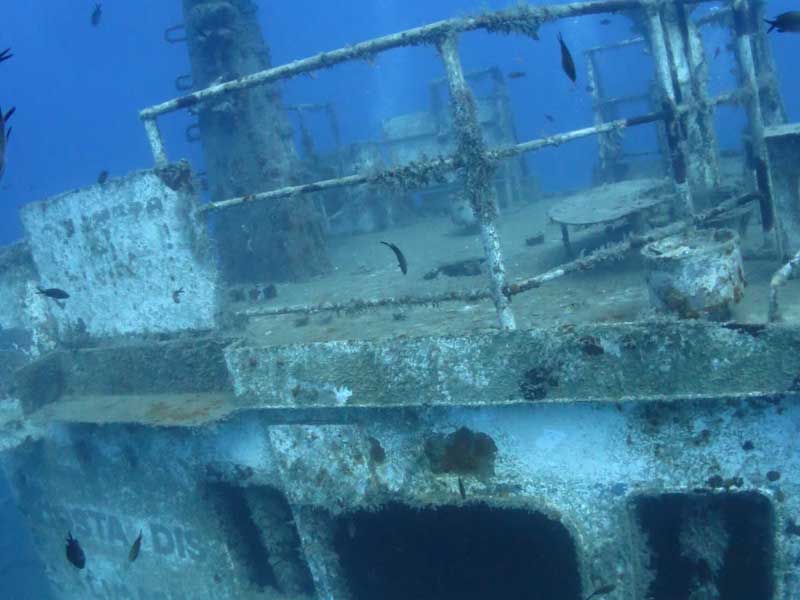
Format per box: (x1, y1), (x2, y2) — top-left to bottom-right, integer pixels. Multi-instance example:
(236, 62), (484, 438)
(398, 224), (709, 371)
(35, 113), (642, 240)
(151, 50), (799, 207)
(2, 1), (800, 599)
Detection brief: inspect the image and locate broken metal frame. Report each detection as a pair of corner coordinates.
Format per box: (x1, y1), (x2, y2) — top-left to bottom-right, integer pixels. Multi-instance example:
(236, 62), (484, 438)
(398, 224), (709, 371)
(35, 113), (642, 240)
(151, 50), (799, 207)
(768, 250), (800, 323)
(139, 0), (780, 329)
(285, 102), (347, 231)
(584, 37), (659, 180)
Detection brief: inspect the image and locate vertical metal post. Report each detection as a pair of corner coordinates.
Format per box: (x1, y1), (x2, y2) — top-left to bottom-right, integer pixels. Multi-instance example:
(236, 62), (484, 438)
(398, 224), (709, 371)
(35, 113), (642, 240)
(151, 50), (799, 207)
(683, 12), (720, 188)
(644, 4), (695, 217)
(490, 68), (523, 206)
(585, 50), (619, 182)
(437, 34), (516, 331)
(661, 0), (718, 191)
(142, 117), (169, 168)
(748, 0), (786, 126)
(732, 0), (784, 258)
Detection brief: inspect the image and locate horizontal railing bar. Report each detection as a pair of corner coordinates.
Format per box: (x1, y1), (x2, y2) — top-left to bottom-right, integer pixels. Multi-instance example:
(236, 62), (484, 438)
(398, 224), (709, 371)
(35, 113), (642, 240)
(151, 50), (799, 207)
(197, 109), (667, 215)
(140, 0), (646, 120)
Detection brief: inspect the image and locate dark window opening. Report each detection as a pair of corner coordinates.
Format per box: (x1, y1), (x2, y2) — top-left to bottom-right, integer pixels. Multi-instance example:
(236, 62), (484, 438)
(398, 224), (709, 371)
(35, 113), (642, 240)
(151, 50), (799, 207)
(201, 482), (277, 591)
(636, 492), (774, 600)
(333, 502), (581, 600)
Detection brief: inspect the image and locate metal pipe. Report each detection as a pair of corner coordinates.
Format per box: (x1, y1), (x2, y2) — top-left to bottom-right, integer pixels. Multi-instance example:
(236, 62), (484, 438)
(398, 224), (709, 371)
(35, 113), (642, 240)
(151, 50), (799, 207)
(196, 173), (375, 215)
(585, 36), (645, 54)
(768, 250), (800, 322)
(142, 118), (168, 168)
(491, 111), (666, 160)
(593, 93), (651, 109)
(198, 110), (669, 215)
(437, 34), (516, 331)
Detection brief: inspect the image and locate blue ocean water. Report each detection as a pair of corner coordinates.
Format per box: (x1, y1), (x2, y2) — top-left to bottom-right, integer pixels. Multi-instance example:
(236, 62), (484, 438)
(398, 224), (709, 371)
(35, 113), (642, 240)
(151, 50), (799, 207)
(0, 1), (798, 598)
(1, 0), (794, 245)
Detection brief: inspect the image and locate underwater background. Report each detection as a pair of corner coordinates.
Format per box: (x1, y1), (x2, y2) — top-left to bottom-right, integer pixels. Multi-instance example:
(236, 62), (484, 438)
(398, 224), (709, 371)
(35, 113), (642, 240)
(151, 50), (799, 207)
(1, 0), (796, 247)
(1, 0), (799, 598)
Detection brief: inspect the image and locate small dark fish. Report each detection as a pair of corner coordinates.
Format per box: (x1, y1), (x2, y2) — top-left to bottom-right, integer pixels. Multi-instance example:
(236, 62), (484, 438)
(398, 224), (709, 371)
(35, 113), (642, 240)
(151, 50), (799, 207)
(97, 170), (109, 184)
(66, 531), (86, 569)
(558, 33), (577, 83)
(585, 85), (594, 93)
(545, 114), (555, 123)
(0, 48), (12, 63)
(507, 70), (526, 79)
(37, 287), (70, 300)
(584, 583), (616, 600)
(172, 288), (184, 304)
(380, 241), (407, 275)
(457, 477), (466, 500)
(91, 3), (102, 27)
(713, 46), (721, 59)
(0, 106), (14, 180)
(599, 19), (611, 25)
(765, 12), (800, 34)
(129, 530), (142, 562)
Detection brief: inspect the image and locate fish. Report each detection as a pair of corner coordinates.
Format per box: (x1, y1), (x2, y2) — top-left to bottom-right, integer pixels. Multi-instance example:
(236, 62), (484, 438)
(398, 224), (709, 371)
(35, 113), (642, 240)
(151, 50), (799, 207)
(765, 12), (800, 33)
(97, 170), (109, 184)
(584, 583), (616, 600)
(129, 530), (142, 562)
(457, 477), (466, 500)
(91, 3), (102, 27)
(65, 531), (86, 569)
(37, 287), (70, 300)
(545, 114), (555, 123)
(380, 241), (407, 275)
(558, 33), (577, 83)
(172, 288), (184, 304)
(507, 71), (526, 79)
(599, 19), (611, 25)
(0, 106), (15, 180)
(0, 48), (12, 63)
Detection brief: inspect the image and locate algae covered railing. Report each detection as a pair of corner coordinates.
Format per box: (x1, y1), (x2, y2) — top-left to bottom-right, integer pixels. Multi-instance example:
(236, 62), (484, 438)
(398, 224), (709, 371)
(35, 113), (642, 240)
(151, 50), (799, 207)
(138, 0), (782, 329)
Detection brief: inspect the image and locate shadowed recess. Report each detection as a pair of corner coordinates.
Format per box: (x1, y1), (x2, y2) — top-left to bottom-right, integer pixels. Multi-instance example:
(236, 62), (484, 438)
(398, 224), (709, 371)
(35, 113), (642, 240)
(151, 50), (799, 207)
(333, 502), (581, 600)
(636, 492), (775, 600)
(201, 482), (278, 591)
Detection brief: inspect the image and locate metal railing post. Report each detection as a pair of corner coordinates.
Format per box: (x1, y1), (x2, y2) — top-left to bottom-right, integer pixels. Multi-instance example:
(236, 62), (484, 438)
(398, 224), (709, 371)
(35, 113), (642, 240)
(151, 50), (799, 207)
(644, 3), (695, 217)
(437, 34), (516, 331)
(732, 0), (784, 259)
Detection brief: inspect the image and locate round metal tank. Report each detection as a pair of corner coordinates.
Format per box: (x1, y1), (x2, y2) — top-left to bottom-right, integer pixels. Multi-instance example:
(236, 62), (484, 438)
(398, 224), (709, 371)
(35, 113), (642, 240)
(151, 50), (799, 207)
(641, 228), (745, 320)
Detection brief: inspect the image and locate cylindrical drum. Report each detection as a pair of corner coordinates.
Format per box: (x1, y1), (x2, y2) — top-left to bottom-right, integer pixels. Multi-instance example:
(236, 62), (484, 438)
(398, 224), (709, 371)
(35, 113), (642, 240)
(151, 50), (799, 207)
(641, 228), (745, 320)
